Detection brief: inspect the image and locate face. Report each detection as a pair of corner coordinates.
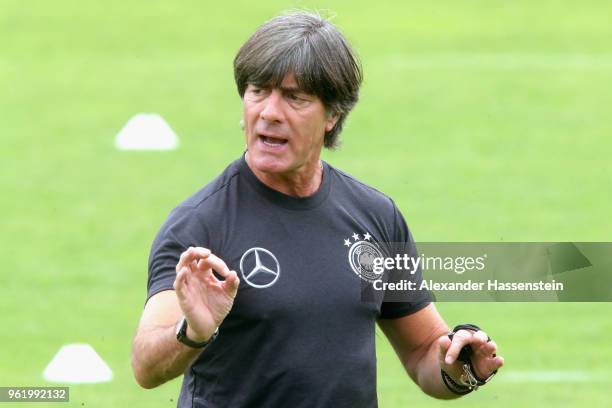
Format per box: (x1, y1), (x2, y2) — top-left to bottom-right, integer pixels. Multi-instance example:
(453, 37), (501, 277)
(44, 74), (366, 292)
(242, 73), (338, 177)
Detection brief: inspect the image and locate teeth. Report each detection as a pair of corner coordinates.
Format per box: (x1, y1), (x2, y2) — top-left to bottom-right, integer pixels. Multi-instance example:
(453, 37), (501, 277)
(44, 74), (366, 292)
(262, 136), (285, 146)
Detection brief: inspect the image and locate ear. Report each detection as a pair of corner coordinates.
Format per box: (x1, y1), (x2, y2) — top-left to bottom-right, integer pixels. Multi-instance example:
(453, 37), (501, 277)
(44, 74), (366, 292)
(324, 113), (340, 133)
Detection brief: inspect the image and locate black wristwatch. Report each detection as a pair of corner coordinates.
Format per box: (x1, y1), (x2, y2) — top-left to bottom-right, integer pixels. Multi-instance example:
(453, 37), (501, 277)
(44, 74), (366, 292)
(175, 317), (218, 349)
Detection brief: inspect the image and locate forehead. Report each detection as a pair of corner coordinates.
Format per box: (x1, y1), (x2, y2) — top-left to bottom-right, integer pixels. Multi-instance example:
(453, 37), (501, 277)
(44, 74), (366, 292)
(279, 73), (298, 89)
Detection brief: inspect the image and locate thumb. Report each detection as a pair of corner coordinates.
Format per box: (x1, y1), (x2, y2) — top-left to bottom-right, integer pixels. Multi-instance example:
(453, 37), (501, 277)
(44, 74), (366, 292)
(438, 335), (452, 364)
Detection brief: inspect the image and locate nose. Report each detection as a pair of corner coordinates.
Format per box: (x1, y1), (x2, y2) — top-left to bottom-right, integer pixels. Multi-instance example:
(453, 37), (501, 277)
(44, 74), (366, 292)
(259, 90), (284, 123)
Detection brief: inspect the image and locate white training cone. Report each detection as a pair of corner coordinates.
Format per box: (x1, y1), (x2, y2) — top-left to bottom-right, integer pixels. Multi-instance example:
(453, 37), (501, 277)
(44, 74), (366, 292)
(43, 344), (113, 383)
(115, 113), (178, 150)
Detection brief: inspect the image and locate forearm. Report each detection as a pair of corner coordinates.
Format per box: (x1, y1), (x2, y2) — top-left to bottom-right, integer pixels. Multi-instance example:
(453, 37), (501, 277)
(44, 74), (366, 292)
(131, 323), (202, 389)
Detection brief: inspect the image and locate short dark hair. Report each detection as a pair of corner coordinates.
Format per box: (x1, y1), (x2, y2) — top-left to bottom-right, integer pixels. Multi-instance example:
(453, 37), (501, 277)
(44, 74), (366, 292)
(234, 11), (363, 149)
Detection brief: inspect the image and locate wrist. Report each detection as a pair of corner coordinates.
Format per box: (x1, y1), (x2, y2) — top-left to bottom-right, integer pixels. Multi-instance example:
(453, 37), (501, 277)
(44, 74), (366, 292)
(186, 324), (214, 343)
(175, 317), (218, 349)
(441, 369), (472, 395)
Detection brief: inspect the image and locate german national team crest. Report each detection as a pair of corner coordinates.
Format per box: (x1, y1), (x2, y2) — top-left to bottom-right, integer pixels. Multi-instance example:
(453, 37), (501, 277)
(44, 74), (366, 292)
(344, 232), (383, 282)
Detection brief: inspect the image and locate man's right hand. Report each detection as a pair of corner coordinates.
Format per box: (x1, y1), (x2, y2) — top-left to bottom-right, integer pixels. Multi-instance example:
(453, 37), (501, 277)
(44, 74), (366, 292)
(173, 247), (240, 342)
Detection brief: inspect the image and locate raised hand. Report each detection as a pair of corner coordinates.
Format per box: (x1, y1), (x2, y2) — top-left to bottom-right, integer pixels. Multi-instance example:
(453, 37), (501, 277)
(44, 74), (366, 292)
(173, 247), (240, 342)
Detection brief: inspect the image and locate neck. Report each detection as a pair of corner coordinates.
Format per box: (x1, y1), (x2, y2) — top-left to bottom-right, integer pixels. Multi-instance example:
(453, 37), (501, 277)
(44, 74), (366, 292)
(245, 153), (323, 197)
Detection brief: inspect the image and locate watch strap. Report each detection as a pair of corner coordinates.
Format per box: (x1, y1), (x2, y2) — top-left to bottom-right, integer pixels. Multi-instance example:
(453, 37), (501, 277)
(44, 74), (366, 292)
(176, 317), (218, 349)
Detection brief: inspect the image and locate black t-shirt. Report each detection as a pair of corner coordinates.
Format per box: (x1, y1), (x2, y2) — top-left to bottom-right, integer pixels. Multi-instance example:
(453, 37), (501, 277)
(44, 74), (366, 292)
(147, 155), (430, 408)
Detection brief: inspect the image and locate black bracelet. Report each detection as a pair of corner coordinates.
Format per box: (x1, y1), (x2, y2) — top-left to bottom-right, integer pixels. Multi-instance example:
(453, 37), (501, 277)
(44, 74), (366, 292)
(441, 369), (472, 395)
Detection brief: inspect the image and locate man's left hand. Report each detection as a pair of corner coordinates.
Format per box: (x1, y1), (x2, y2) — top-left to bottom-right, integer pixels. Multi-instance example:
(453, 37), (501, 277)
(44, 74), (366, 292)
(438, 329), (504, 382)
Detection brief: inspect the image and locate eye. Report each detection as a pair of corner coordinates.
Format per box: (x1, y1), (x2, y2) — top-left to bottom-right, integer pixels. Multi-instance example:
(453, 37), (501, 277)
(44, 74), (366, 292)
(287, 92), (310, 106)
(246, 86), (270, 100)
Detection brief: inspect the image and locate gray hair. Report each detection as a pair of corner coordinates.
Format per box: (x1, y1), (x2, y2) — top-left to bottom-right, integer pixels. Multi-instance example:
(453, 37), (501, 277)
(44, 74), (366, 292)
(233, 11), (363, 149)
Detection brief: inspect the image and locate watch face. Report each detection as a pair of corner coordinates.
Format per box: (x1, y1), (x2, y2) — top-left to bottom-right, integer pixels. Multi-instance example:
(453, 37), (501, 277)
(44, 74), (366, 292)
(176, 317), (187, 338)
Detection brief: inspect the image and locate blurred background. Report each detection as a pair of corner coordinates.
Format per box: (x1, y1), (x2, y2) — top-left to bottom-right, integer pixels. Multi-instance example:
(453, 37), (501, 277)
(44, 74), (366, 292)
(1, 0), (611, 406)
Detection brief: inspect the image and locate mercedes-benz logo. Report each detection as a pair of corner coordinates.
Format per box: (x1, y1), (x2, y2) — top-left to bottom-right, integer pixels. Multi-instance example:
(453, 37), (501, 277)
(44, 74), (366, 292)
(239, 247), (280, 288)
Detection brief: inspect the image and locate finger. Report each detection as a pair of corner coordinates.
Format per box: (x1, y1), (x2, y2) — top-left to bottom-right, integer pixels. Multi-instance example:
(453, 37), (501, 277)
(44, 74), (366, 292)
(473, 330), (488, 346)
(445, 329), (473, 365)
(173, 267), (189, 296)
(176, 247), (211, 272)
(485, 355), (505, 376)
(473, 352), (505, 379)
(438, 335), (452, 362)
(195, 260), (214, 284)
(494, 355), (505, 369)
(473, 338), (497, 358)
(195, 258), (214, 276)
(177, 247), (197, 271)
(199, 253), (231, 280)
(484, 340), (498, 355)
(193, 257), (214, 277)
(223, 270), (240, 295)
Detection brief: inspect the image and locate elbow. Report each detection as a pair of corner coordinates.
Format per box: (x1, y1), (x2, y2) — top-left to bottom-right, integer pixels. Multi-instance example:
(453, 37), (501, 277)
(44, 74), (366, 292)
(136, 379), (162, 390)
(134, 374), (159, 390)
(132, 364), (162, 389)
(131, 353), (163, 389)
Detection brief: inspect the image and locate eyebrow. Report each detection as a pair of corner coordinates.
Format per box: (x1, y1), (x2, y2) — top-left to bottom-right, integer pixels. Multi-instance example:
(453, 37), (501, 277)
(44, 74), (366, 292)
(251, 83), (303, 92)
(250, 83), (312, 96)
(279, 85), (312, 96)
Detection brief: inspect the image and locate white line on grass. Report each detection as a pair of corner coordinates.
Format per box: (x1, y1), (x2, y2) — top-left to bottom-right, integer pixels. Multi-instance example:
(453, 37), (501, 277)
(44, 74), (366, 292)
(498, 370), (605, 383)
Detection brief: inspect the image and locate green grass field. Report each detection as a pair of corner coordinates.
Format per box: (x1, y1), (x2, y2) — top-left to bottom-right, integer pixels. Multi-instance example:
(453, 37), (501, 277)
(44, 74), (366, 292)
(2, 1), (612, 406)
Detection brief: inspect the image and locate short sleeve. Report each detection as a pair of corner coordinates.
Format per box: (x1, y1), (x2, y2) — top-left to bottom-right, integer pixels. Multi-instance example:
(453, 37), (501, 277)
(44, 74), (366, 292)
(378, 202), (432, 319)
(146, 206), (210, 304)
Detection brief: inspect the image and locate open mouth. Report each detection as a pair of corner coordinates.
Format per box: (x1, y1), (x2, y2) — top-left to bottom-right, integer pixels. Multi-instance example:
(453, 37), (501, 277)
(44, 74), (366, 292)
(259, 135), (288, 147)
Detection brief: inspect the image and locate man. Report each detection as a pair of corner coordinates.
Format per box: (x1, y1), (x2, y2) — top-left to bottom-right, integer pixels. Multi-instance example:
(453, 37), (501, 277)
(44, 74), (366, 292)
(131, 11), (503, 407)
